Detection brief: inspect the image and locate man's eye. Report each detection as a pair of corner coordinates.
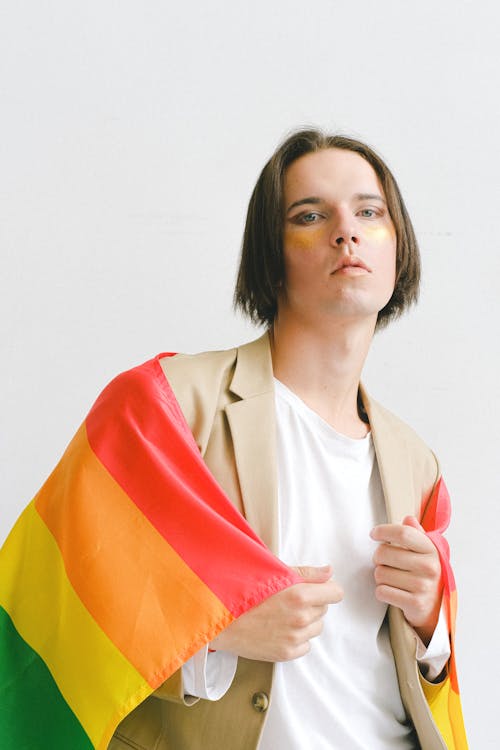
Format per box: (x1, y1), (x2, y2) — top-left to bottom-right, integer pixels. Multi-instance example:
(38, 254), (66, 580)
(299, 212), (321, 224)
(358, 208), (377, 218)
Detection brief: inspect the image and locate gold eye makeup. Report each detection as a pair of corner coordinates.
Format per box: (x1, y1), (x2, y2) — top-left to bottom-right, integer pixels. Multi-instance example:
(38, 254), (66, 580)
(362, 224), (395, 241)
(284, 226), (324, 251)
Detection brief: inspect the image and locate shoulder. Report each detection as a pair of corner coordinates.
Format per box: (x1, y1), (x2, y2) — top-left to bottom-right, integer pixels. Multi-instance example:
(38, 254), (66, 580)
(160, 346), (239, 388)
(158, 334), (272, 451)
(159, 344), (242, 413)
(158, 346), (237, 448)
(159, 333), (271, 404)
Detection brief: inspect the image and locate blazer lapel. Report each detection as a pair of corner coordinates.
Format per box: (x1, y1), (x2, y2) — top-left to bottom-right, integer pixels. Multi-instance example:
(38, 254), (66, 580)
(225, 333), (280, 554)
(360, 385), (415, 523)
(223, 343), (415, 551)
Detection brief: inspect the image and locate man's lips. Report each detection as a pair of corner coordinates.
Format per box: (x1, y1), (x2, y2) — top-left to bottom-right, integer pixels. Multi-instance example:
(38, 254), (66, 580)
(331, 257), (372, 274)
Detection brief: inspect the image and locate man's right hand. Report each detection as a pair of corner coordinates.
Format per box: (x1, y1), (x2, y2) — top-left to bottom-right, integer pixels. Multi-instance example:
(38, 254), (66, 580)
(210, 565), (343, 662)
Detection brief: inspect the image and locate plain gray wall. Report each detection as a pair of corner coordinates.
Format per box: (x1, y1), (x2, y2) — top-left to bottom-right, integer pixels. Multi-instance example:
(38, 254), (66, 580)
(1, 1), (498, 746)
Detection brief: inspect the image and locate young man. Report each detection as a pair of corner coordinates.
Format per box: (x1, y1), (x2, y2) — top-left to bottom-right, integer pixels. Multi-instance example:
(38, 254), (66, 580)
(110, 131), (462, 749)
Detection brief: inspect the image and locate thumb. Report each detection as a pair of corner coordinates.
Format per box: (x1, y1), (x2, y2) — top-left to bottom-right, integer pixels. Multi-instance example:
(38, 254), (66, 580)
(402, 515), (424, 532)
(292, 564), (333, 583)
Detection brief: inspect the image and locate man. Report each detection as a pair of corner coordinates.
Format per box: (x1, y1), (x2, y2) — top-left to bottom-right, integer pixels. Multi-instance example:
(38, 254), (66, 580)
(110, 130), (465, 749)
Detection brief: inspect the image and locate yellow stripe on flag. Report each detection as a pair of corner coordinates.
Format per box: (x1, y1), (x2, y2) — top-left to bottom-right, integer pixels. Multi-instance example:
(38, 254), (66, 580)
(0, 502), (151, 749)
(420, 674), (468, 750)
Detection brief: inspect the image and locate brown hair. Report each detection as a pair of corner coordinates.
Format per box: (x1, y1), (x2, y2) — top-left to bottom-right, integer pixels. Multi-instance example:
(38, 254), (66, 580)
(234, 128), (420, 329)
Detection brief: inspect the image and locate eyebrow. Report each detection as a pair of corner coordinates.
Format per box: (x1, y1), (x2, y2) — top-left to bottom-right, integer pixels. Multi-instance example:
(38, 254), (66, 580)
(286, 193), (387, 214)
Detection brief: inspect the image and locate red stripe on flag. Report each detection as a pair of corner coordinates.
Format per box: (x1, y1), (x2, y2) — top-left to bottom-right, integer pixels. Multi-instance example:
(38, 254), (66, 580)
(85, 356), (299, 616)
(421, 477), (460, 694)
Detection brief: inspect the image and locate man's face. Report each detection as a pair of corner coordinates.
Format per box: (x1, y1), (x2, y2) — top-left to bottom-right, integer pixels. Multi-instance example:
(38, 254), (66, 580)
(279, 148), (397, 328)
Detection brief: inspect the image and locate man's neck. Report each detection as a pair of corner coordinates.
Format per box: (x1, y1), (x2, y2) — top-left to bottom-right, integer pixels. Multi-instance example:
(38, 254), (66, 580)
(270, 314), (376, 439)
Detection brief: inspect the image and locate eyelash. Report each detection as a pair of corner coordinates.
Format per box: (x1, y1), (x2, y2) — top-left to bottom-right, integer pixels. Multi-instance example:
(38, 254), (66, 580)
(291, 207), (382, 225)
(296, 212), (322, 224)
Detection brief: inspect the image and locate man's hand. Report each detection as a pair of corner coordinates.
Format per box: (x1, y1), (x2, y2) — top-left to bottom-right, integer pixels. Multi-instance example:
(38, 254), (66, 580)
(210, 565), (343, 662)
(370, 516), (443, 645)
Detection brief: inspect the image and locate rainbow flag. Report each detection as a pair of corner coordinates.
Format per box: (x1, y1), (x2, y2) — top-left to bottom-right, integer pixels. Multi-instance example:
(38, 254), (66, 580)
(0, 355), (299, 749)
(0, 355), (467, 749)
(420, 477), (468, 749)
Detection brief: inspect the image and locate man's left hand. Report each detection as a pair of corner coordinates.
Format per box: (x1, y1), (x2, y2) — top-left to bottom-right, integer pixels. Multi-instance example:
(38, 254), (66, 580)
(370, 516), (443, 645)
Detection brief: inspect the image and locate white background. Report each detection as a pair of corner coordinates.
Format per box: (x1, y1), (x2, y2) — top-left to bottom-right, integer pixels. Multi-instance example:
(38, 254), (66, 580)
(1, 1), (498, 746)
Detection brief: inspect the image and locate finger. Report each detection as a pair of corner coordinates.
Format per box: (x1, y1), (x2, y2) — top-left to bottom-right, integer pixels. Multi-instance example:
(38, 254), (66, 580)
(374, 584), (438, 630)
(374, 564), (431, 594)
(402, 515), (425, 532)
(373, 544), (431, 572)
(291, 580), (344, 607)
(278, 639), (312, 662)
(370, 523), (432, 553)
(280, 618), (326, 660)
(297, 595), (342, 627)
(306, 603), (329, 622)
(290, 618), (326, 646)
(292, 564), (333, 582)
(305, 617), (325, 640)
(401, 517), (441, 567)
(374, 583), (415, 611)
(308, 580), (344, 606)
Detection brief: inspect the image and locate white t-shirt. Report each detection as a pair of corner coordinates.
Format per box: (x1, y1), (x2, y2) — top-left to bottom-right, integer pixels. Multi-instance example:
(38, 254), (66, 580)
(182, 380), (450, 748)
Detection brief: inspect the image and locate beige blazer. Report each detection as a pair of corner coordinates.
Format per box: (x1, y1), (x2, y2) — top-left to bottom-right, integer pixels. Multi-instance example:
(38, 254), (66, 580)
(109, 333), (448, 750)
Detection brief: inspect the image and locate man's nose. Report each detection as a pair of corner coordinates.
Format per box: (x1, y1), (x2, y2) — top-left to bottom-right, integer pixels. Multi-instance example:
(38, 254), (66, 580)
(330, 212), (359, 247)
(334, 233), (359, 247)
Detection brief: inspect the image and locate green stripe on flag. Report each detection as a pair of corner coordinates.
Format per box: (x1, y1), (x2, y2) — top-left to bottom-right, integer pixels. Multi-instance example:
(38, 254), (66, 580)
(0, 606), (93, 750)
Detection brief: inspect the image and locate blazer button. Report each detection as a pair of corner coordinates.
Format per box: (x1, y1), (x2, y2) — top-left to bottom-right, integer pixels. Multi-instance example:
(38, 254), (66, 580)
(251, 692), (269, 712)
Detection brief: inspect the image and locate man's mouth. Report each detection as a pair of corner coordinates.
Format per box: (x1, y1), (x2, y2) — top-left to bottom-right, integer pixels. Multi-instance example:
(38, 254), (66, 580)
(332, 257), (372, 274)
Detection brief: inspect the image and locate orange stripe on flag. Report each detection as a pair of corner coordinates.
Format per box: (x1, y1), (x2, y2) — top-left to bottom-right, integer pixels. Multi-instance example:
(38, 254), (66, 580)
(35, 424), (234, 686)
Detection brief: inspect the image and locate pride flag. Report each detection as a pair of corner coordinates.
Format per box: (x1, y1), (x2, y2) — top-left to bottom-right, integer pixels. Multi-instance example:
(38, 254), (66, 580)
(419, 478), (468, 749)
(0, 355), (300, 749)
(1, 355), (467, 749)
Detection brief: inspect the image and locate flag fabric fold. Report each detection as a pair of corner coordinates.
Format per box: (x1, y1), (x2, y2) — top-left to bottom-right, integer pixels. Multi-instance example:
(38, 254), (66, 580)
(1, 355), (466, 749)
(420, 477), (468, 749)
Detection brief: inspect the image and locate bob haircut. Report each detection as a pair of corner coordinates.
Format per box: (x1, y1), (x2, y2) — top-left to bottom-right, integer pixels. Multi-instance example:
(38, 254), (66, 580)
(234, 128), (420, 329)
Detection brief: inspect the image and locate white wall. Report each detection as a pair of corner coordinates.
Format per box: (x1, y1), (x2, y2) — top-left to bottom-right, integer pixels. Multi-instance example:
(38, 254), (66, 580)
(1, 1), (498, 746)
